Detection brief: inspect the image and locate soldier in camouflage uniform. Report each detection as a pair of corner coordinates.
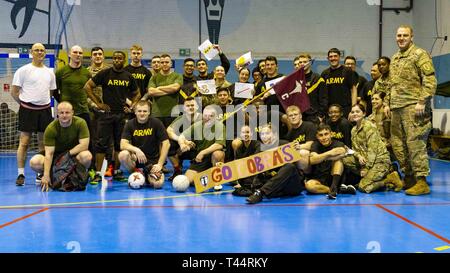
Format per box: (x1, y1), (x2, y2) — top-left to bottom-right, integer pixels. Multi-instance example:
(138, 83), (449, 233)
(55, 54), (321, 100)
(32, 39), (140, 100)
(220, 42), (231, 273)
(86, 47), (110, 179)
(372, 56), (391, 96)
(383, 25), (436, 195)
(343, 104), (403, 193)
(87, 47), (110, 110)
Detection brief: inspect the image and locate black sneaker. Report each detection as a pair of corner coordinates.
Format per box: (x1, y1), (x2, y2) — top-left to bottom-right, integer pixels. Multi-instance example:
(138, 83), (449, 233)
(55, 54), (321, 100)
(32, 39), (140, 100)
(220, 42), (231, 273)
(328, 183), (338, 199)
(16, 174), (25, 186)
(113, 170), (128, 182)
(327, 186), (337, 199)
(345, 185), (357, 195)
(327, 191), (337, 199)
(90, 173), (102, 185)
(246, 190), (263, 204)
(339, 184), (347, 193)
(35, 173), (43, 184)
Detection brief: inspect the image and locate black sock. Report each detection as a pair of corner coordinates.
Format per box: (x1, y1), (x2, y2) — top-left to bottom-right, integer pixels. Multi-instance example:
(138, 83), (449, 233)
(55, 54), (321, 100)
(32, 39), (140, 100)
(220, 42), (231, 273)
(331, 175), (341, 193)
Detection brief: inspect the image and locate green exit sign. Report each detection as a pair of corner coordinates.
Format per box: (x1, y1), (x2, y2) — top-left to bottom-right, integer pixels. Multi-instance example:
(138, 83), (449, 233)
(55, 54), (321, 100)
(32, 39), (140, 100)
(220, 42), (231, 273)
(18, 47), (29, 54)
(179, 48), (191, 56)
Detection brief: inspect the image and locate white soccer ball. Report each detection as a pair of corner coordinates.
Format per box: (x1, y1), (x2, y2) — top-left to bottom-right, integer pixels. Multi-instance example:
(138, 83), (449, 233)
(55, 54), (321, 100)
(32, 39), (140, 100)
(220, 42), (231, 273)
(128, 172), (146, 189)
(172, 175), (190, 192)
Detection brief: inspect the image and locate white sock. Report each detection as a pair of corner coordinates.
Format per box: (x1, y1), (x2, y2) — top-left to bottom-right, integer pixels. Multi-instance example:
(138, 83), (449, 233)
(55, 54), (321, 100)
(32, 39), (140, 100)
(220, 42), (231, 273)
(18, 168), (25, 176)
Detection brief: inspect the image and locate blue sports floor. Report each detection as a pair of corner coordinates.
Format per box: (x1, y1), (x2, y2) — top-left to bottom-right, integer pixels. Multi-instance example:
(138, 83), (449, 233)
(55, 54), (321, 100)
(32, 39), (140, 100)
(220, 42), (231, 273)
(0, 153), (449, 253)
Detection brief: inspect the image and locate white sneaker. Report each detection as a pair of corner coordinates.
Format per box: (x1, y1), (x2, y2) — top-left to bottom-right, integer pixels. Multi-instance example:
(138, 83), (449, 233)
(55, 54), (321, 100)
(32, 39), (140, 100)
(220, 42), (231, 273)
(214, 184), (223, 191)
(35, 173), (43, 184)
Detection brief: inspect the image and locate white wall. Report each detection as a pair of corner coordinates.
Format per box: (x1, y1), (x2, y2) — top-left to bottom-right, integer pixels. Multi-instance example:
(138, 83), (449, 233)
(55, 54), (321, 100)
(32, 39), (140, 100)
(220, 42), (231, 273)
(1, 0), (447, 118)
(0, 0), (413, 64)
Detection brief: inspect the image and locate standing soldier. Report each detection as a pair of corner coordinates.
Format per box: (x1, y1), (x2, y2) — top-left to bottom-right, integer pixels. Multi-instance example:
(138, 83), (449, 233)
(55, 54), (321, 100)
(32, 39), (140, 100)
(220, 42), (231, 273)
(11, 43), (56, 186)
(124, 44), (150, 100)
(86, 47), (110, 178)
(384, 25), (437, 195)
(84, 51), (140, 183)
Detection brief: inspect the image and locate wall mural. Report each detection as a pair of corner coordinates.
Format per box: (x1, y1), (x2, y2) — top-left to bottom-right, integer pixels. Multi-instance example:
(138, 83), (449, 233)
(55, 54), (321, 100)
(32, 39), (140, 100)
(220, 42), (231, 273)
(203, 0), (224, 44)
(10, 0), (38, 38)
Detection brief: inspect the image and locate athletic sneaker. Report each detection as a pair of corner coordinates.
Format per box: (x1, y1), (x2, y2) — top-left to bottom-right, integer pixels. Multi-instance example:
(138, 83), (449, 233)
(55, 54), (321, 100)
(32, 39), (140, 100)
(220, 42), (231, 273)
(327, 186), (337, 199)
(246, 190), (263, 204)
(328, 184), (338, 199)
(104, 164), (114, 177)
(327, 192), (337, 199)
(35, 173), (43, 184)
(214, 184), (223, 191)
(113, 170), (128, 182)
(90, 173), (102, 185)
(16, 174), (25, 186)
(88, 169), (96, 181)
(339, 184), (356, 195)
(345, 185), (357, 195)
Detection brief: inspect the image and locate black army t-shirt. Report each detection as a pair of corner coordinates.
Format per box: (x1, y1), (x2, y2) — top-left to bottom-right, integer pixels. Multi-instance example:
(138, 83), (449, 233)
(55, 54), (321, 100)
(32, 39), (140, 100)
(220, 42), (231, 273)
(121, 117), (169, 163)
(284, 121), (317, 144)
(93, 67), (138, 113)
(124, 65), (151, 98)
(310, 139), (345, 179)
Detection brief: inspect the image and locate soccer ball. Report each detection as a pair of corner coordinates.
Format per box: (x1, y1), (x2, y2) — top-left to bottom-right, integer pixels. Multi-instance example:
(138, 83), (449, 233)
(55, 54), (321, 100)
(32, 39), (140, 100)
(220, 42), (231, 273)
(128, 172), (146, 189)
(148, 172), (164, 189)
(172, 175), (190, 192)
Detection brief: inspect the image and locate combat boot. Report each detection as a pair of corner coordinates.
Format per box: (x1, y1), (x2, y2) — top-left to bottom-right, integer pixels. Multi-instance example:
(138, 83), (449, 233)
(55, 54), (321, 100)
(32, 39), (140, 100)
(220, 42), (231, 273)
(405, 177), (430, 196)
(385, 171), (403, 192)
(403, 174), (416, 190)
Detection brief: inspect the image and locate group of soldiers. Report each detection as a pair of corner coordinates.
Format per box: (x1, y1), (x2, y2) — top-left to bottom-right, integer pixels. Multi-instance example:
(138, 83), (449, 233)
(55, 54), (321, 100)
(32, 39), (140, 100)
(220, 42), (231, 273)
(10, 24), (436, 202)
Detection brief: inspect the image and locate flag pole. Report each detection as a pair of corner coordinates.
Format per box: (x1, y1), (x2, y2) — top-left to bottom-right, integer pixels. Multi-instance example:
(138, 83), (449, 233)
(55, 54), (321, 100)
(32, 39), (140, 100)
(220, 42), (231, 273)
(222, 67), (304, 122)
(221, 85), (274, 122)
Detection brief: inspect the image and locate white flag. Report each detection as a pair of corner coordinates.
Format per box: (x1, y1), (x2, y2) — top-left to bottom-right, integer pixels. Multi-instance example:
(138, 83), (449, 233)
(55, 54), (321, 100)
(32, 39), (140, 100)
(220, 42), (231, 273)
(234, 83), (254, 99)
(265, 76), (285, 94)
(236, 52), (253, 67)
(198, 40), (219, 61)
(196, 80), (217, 95)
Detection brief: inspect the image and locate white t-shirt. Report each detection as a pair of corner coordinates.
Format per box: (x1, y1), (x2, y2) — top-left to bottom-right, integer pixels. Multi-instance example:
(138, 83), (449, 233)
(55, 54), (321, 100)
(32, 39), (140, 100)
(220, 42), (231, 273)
(12, 63), (56, 105)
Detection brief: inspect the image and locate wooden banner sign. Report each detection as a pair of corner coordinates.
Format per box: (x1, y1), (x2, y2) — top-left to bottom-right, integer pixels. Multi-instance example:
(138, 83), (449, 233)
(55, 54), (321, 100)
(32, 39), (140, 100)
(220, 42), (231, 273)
(194, 142), (301, 193)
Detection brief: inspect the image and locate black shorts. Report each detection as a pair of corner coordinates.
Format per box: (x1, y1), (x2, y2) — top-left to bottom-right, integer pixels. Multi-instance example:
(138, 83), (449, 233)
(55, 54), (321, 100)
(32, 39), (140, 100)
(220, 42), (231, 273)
(168, 139), (196, 161)
(18, 106), (52, 133)
(95, 112), (125, 153)
(308, 173), (333, 187)
(188, 154), (212, 172)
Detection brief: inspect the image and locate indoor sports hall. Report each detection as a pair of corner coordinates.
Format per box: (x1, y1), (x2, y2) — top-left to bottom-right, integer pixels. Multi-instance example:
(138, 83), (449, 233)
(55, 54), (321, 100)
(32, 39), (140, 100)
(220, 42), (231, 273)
(1, 0), (450, 255)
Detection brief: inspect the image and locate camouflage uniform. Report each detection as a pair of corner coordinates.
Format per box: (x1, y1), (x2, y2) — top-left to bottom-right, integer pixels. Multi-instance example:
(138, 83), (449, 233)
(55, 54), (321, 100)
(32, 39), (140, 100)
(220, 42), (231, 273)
(387, 44), (436, 178)
(367, 109), (390, 145)
(343, 119), (391, 193)
(372, 75), (391, 96)
(367, 109), (398, 167)
(87, 64), (109, 108)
